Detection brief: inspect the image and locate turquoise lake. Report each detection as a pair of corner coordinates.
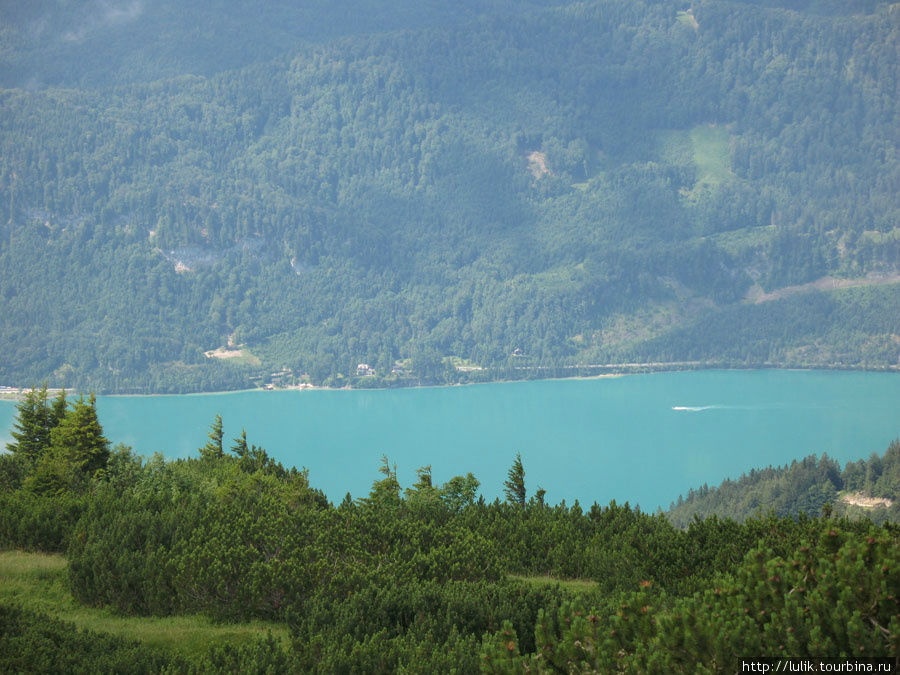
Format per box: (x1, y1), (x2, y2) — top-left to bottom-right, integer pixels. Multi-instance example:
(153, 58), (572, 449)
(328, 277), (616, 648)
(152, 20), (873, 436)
(2, 370), (899, 510)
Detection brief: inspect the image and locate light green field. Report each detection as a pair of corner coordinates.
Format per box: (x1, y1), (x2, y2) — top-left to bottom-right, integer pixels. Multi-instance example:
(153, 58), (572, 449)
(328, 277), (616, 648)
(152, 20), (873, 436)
(707, 224), (776, 256)
(0, 550), (290, 662)
(510, 573), (599, 594)
(231, 351), (263, 367)
(445, 355), (483, 371)
(659, 124), (734, 202)
(689, 124), (732, 191)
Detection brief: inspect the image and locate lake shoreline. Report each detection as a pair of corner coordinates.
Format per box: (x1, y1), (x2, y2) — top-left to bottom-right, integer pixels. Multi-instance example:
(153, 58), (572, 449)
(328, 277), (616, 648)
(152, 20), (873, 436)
(2, 362), (899, 400)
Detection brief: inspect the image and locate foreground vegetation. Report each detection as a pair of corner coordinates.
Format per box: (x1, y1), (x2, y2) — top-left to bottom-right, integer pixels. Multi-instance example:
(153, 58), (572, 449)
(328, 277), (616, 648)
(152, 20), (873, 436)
(1, 388), (898, 671)
(0, 551), (288, 663)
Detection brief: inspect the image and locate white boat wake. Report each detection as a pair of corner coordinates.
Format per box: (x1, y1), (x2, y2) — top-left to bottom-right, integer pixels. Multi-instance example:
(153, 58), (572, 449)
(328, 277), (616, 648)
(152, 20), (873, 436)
(671, 405), (720, 411)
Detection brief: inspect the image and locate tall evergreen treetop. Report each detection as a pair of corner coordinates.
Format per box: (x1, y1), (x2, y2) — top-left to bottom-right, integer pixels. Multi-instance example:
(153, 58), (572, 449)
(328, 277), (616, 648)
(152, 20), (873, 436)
(48, 394), (110, 476)
(200, 414), (225, 459)
(6, 385), (61, 467)
(504, 453), (526, 507)
(230, 429), (249, 458)
(405, 465), (439, 505)
(366, 455), (402, 507)
(23, 393), (110, 494)
(50, 388), (68, 426)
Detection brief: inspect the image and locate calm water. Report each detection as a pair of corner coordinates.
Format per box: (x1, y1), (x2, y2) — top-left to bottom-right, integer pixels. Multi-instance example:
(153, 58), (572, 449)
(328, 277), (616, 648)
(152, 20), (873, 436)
(2, 370), (899, 510)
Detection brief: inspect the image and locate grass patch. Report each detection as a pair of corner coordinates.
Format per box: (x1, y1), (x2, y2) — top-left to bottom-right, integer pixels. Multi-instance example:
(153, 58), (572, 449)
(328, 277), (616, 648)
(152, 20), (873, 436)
(689, 124), (732, 191)
(231, 350), (263, 367)
(661, 124), (734, 203)
(510, 573), (599, 594)
(707, 225), (776, 256)
(445, 355), (483, 371)
(676, 10), (699, 29)
(0, 550), (290, 663)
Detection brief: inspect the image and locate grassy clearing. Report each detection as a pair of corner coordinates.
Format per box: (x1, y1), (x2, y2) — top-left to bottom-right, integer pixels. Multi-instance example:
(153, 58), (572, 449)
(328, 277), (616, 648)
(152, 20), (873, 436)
(209, 348), (263, 367)
(232, 351), (263, 367)
(446, 355), (484, 371)
(689, 124), (732, 190)
(0, 550), (290, 662)
(510, 573), (599, 594)
(661, 124), (734, 203)
(676, 10), (699, 29)
(707, 224), (776, 256)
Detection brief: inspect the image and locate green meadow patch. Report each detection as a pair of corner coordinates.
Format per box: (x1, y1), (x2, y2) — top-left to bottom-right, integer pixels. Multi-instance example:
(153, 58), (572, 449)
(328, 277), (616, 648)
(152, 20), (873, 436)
(676, 10), (699, 30)
(707, 224), (776, 256)
(688, 124), (733, 193)
(0, 550), (290, 663)
(509, 573), (599, 594)
(660, 124), (735, 203)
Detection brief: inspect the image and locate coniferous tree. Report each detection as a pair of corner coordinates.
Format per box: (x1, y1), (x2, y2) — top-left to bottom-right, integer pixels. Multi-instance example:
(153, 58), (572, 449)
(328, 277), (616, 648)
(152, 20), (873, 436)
(24, 394), (109, 494)
(504, 453), (526, 507)
(231, 429), (249, 458)
(50, 389), (68, 427)
(48, 394), (110, 475)
(6, 385), (54, 467)
(365, 455), (401, 506)
(412, 465), (432, 490)
(405, 465), (440, 507)
(199, 414), (224, 459)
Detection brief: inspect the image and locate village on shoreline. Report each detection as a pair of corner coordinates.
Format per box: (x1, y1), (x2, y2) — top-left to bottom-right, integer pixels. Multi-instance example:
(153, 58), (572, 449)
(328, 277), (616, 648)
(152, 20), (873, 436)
(2, 359), (900, 400)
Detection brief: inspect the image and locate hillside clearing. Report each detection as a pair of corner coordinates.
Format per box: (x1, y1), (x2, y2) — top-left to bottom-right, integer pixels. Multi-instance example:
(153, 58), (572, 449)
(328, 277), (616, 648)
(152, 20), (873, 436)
(745, 272), (900, 304)
(840, 492), (894, 509)
(203, 346), (263, 366)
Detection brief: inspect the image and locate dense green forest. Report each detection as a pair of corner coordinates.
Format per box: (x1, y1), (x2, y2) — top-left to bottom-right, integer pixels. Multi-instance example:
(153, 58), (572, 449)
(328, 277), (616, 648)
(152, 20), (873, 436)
(668, 440), (900, 526)
(1, 0), (898, 392)
(1, 389), (898, 671)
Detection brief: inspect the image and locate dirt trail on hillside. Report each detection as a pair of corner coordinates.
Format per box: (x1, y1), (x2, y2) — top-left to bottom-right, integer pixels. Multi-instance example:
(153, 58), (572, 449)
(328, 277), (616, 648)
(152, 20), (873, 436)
(840, 492), (894, 509)
(745, 272), (900, 304)
(204, 347), (245, 359)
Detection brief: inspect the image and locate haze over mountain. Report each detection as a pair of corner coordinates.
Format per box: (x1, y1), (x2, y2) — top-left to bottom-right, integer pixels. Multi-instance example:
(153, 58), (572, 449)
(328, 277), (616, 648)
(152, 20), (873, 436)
(1, 0), (898, 392)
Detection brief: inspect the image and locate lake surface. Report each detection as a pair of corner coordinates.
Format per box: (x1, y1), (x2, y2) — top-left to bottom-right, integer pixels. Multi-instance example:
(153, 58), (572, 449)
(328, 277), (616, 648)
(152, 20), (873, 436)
(2, 370), (899, 510)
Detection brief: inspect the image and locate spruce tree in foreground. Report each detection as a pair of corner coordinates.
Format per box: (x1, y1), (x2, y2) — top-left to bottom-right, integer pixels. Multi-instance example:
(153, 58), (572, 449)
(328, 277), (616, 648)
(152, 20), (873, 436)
(6, 385), (59, 468)
(504, 453), (526, 507)
(200, 414), (224, 459)
(24, 394), (110, 494)
(51, 394), (110, 475)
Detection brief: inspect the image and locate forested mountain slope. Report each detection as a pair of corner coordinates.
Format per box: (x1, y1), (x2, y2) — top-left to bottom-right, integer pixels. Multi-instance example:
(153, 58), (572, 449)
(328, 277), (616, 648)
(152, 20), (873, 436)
(1, 0), (898, 392)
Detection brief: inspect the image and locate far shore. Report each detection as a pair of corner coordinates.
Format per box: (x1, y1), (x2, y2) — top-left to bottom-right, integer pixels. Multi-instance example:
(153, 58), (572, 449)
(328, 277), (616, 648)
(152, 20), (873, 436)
(2, 362), (899, 400)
